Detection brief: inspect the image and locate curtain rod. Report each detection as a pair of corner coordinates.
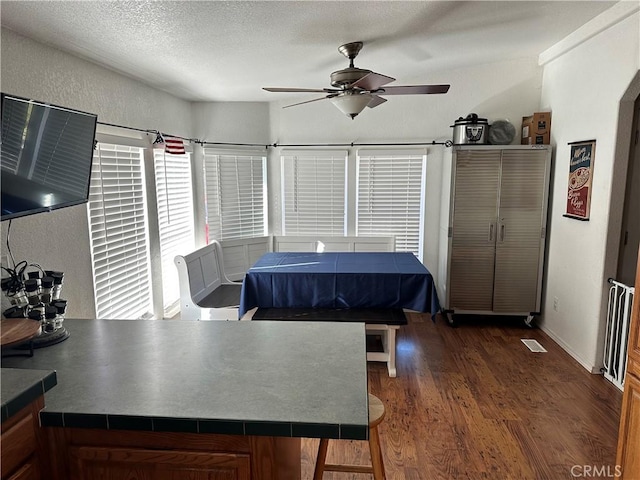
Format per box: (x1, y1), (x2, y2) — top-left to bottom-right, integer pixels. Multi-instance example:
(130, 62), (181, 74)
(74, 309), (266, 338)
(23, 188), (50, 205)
(97, 121), (453, 149)
(200, 141), (270, 148)
(199, 140), (453, 149)
(97, 121), (200, 144)
(268, 141), (453, 148)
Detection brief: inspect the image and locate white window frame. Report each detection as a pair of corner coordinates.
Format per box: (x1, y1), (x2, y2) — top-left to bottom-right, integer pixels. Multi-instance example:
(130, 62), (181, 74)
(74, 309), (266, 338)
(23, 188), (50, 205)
(356, 148), (427, 260)
(153, 148), (195, 313)
(280, 149), (348, 236)
(203, 148), (268, 242)
(87, 141), (154, 319)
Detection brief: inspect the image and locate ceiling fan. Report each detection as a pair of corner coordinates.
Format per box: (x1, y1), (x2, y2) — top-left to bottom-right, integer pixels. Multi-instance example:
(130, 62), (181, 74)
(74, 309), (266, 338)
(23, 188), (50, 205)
(263, 41), (450, 119)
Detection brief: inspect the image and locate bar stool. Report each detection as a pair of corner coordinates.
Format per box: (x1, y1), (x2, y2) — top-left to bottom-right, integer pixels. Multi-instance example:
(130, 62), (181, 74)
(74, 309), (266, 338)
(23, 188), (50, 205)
(313, 393), (386, 480)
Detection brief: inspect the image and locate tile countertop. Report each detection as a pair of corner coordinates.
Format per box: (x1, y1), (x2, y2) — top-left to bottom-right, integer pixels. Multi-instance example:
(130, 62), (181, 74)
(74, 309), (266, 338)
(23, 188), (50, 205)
(1, 367), (57, 422)
(1, 319), (369, 440)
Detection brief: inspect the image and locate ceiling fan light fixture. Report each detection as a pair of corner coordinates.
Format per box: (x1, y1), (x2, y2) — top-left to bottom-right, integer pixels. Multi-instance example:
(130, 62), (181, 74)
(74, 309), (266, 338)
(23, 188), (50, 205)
(263, 42), (450, 118)
(330, 92), (373, 119)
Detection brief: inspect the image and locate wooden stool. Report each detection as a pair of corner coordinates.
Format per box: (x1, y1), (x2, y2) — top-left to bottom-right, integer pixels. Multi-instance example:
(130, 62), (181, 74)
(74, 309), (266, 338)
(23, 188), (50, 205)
(313, 393), (386, 480)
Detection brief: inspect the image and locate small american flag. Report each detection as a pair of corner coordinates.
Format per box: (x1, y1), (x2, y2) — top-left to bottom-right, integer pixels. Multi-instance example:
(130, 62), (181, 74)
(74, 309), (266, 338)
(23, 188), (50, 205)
(152, 132), (186, 154)
(164, 136), (186, 155)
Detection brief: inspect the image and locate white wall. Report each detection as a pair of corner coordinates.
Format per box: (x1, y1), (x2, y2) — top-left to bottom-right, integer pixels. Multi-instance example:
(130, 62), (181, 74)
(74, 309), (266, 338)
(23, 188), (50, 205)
(0, 28), (194, 318)
(191, 102), (270, 145)
(190, 102), (271, 247)
(267, 57), (543, 277)
(539, 10), (640, 371)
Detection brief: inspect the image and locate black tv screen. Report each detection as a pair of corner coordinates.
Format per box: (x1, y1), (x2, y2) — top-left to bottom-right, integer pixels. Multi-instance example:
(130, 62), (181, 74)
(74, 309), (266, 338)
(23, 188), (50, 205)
(1, 93), (98, 221)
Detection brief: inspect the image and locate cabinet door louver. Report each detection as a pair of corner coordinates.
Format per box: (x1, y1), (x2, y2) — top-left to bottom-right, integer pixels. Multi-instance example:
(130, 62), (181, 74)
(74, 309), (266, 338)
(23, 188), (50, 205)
(445, 146), (551, 316)
(493, 149), (549, 312)
(448, 150), (500, 311)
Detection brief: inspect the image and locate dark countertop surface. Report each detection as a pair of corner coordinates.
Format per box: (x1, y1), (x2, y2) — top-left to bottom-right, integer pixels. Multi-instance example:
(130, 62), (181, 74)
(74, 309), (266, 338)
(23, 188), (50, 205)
(1, 367), (57, 423)
(1, 319), (369, 439)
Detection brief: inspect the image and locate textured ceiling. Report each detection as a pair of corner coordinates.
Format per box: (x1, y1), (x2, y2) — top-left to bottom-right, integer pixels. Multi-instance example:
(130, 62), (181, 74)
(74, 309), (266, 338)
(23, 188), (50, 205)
(0, 1), (617, 102)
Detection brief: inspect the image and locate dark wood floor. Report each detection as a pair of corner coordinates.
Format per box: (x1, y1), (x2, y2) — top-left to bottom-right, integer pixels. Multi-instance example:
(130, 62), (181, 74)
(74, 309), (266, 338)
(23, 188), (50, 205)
(301, 313), (623, 480)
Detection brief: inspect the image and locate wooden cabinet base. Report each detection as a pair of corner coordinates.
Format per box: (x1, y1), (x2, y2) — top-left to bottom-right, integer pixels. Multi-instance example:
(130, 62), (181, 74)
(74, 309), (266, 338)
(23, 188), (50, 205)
(616, 371), (640, 479)
(70, 446), (251, 480)
(616, 247), (640, 479)
(1, 397), (47, 480)
(44, 427), (301, 480)
(6, 462), (39, 480)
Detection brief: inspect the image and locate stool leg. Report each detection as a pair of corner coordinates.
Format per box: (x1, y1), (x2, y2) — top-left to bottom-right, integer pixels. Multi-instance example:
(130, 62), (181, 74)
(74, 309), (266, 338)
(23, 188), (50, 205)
(369, 426), (386, 480)
(313, 438), (329, 480)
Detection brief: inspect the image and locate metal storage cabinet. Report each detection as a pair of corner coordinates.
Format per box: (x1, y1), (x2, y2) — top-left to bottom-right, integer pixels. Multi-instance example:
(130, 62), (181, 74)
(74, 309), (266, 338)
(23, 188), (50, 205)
(441, 145), (552, 325)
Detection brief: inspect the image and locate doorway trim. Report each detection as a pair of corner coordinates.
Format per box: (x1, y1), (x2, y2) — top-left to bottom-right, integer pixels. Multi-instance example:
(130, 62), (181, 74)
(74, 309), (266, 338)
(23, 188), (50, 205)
(598, 70), (640, 367)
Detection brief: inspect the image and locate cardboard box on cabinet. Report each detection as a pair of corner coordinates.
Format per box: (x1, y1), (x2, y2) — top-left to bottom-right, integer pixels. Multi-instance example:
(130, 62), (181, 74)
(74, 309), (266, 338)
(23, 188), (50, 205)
(521, 112), (551, 145)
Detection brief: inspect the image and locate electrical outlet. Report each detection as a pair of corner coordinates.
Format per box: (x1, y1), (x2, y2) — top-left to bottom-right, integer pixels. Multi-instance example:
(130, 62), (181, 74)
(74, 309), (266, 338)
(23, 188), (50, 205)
(553, 296), (559, 312)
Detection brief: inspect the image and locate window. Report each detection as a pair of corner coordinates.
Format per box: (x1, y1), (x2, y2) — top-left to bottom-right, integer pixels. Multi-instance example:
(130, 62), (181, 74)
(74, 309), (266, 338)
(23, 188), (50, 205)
(203, 149), (267, 241)
(356, 149), (426, 259)
(281, 150), (347, 235)
(88, 143), (153, 319)
(153, 149), (195, 311)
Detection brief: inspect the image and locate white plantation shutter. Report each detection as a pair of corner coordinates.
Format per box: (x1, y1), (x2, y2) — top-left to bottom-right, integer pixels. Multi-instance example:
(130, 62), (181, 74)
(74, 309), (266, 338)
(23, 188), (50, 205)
(356, 149), (426, 259)
(281, 150), (347, 235)
(153, 150), (195, 310)
(203, 149), (267, 241)
(88, 143), (153, 319)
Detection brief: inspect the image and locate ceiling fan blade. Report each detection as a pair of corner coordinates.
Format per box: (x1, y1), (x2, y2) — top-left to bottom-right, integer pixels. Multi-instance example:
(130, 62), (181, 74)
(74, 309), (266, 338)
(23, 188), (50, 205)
(367, 95), (388, 109)
(283, 96), (331, 109)
(351, 72), (396, 91)
(376, 84), (450, 95)
(263, 87), (339, 93)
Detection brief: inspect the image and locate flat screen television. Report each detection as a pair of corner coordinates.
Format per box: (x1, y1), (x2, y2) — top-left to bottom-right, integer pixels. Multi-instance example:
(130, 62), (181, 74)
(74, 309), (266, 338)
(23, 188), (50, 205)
(1, 93), (98, 221)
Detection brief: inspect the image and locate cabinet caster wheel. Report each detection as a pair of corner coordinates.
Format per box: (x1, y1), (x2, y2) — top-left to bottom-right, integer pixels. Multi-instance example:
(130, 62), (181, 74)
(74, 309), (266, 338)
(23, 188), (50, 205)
(444, 312), (457, 328)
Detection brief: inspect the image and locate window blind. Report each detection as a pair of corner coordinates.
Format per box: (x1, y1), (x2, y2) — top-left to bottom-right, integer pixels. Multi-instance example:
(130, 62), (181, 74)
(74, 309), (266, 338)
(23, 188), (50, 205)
(88, 143), (153, 319)
(356, 149), (426, 259)
(203, 149), (267, 241)
(281, 150), (347, 235)
(153, 150), (195, 311)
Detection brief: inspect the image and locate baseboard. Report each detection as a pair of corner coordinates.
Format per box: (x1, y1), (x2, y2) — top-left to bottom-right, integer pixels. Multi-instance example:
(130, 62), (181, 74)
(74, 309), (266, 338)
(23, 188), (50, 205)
(539, 324), (600, 374)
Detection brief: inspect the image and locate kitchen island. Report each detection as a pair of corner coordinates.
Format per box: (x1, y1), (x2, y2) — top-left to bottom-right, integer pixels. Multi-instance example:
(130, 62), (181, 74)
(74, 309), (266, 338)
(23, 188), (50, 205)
(2, 318), (369, 480)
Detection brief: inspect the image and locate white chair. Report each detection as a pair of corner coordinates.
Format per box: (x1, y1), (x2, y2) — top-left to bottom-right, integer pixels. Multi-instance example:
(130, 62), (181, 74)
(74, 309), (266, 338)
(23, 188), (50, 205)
(174, 241), (242, 321)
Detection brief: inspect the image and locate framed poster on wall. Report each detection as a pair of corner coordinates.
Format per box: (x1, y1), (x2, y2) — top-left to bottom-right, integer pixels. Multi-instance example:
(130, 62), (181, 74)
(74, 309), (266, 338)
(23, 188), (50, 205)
(564, 139), (596, 221)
